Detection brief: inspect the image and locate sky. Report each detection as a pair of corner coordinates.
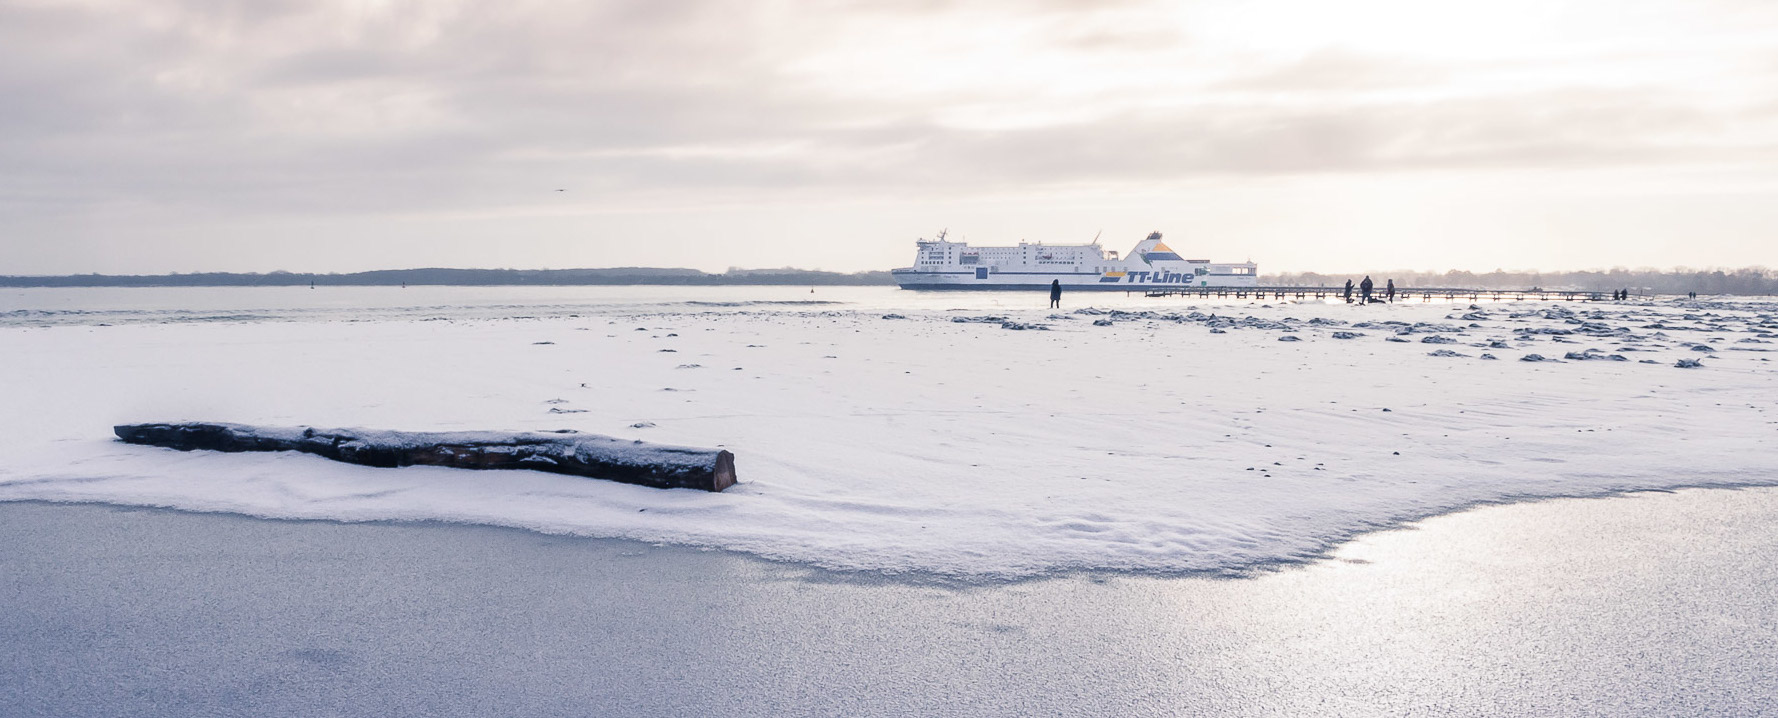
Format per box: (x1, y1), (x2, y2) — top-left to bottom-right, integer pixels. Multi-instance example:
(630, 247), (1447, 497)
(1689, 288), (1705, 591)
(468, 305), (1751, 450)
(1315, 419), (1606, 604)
(3, 0), (1777, 275)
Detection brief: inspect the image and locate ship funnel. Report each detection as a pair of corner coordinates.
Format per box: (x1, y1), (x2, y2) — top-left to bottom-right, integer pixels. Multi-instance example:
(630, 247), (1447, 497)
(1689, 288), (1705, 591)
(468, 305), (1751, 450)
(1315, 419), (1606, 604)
(1146, 231), (1163, 241)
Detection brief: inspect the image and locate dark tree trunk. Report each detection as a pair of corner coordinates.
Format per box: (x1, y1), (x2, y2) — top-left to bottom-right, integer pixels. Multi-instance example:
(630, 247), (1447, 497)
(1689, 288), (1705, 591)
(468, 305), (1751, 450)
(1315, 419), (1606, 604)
(114, 423), (737, 492)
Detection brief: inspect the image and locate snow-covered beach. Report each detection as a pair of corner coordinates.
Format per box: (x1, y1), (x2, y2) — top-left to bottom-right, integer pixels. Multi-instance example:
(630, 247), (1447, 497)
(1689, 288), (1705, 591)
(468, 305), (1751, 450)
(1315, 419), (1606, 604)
(3, 286), (1775, 578)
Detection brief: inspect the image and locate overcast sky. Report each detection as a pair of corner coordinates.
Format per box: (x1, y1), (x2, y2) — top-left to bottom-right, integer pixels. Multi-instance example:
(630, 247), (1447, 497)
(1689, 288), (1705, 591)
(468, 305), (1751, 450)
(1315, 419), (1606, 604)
(3, 0), (1776, 275)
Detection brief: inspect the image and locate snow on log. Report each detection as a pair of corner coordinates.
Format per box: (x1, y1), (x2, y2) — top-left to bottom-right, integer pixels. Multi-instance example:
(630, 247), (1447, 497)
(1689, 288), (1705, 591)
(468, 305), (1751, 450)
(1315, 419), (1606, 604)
(113, 423), (737, 492)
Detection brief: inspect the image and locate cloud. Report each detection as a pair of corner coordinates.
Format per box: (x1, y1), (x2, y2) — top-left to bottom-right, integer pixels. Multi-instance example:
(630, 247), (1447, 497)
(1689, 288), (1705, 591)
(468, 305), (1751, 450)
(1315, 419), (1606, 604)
(1212, 49), (1446, 93)
(3, 0), (1778, 273)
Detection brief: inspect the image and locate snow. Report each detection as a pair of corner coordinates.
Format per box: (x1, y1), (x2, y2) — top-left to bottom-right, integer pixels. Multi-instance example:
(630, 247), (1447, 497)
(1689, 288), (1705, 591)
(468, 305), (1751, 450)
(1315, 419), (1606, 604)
(2, 287), (1776, 578)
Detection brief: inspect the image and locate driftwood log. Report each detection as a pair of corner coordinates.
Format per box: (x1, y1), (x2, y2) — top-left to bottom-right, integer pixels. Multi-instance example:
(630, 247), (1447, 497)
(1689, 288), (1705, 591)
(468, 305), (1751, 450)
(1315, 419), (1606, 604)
(114, 423), (737, 492)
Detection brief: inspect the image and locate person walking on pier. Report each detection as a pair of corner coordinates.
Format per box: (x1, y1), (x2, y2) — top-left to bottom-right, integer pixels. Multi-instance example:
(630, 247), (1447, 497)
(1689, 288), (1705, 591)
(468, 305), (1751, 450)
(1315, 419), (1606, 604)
(1360, 276), (1374, 303)
(1049, 279), (1062, 309)
(1343, 279), (1354, 304)
(1386, 279), (1396, 303)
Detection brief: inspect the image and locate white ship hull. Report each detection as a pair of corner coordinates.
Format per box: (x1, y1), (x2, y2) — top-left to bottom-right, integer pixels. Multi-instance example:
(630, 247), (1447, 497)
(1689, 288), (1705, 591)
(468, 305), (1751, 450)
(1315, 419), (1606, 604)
(892, 231), (1257, 291)
(890, 270), (1259, 290)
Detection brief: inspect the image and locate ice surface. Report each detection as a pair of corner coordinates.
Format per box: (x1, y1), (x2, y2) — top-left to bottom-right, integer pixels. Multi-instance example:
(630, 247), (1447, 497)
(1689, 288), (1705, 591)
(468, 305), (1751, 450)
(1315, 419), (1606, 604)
(2, 288), (1776, 577)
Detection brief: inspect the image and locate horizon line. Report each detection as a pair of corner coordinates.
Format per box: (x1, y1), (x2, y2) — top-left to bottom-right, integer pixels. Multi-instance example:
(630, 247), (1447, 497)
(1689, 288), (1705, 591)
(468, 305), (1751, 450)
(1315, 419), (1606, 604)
(4, 264), (1776, 280)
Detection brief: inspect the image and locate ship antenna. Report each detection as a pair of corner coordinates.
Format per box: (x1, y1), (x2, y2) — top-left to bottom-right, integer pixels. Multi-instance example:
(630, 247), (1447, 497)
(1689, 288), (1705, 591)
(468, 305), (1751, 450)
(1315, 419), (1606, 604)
(1092, 229), (1101, 245)
(936, 228), (947, 241)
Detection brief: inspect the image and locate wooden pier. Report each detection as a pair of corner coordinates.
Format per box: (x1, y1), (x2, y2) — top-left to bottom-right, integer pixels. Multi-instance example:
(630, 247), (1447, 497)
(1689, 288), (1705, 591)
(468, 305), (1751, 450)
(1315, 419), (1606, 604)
(1136, 286), (1632, 302)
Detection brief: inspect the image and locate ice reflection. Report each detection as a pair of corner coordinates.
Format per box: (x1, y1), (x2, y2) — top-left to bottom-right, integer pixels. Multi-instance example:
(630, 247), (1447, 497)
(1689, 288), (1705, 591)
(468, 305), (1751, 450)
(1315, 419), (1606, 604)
(1136, 488), (1778, 716)
(6, 488), (1774, 716)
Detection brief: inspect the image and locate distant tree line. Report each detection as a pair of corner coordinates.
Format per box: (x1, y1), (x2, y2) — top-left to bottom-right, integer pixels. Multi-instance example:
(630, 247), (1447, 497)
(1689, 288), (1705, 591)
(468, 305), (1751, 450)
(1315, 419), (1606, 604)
(0, 267), (898, 288)
(1263, 267), (1778, 296)
(9, 266), (1776, 294)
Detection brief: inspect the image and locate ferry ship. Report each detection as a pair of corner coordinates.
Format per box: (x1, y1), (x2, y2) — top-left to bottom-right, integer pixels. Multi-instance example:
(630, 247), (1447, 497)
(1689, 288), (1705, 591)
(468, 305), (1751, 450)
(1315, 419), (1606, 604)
(891, 231), (1257, 290)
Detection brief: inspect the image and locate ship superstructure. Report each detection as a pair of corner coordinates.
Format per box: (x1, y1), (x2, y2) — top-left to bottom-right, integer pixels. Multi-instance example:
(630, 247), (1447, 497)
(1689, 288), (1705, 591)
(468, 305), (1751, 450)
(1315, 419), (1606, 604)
(891, 231), (1257, 290)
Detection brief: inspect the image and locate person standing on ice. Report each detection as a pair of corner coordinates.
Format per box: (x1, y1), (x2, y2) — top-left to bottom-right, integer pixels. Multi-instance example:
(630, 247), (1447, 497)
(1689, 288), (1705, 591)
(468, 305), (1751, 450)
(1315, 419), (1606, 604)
(1049, 279), (1062, 309)
(1386, 279), (1395, 302)
(1343, 280), (1354, 304)
(1360, 276), (1374, 303)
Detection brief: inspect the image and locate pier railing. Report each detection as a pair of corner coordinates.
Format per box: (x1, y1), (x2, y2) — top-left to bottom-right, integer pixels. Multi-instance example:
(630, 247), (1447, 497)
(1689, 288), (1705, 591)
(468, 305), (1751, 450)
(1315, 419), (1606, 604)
(1140, 286), (1632, 302)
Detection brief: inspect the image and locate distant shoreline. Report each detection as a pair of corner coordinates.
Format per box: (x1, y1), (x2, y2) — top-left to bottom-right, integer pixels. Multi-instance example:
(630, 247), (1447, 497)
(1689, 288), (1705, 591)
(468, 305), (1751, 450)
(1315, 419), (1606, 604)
(0, 268), (897, 288)
(5, 266), (1775, 294)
